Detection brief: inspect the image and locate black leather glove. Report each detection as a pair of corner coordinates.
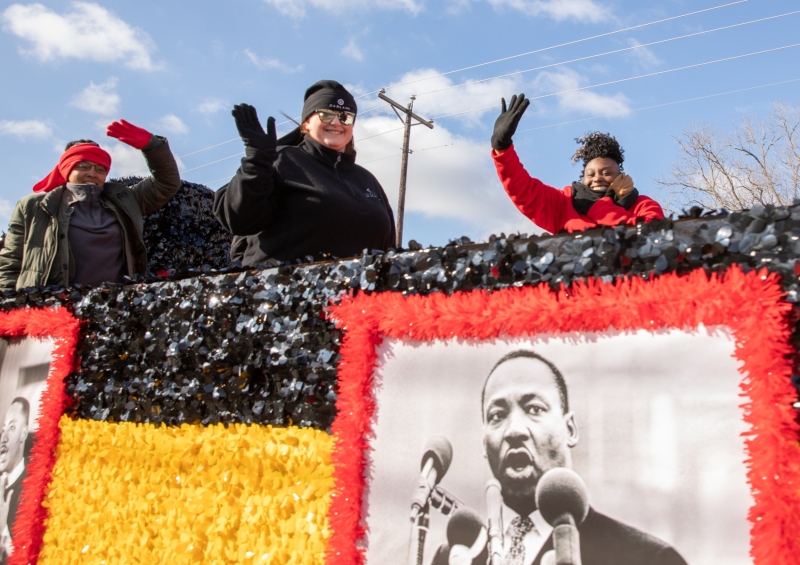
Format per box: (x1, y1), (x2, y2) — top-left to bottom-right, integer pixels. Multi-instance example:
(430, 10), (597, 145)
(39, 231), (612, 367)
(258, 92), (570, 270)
(491, 94), (530, 151)
(232, 103), (276, 152)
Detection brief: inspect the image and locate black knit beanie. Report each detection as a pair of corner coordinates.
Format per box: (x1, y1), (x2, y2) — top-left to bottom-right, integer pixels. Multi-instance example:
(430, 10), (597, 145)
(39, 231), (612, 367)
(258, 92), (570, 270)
(301, 80), (357, 123)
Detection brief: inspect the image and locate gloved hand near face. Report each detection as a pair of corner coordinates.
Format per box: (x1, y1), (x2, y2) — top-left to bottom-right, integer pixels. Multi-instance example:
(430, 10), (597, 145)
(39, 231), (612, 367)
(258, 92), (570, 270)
(609, 172), (635, 198)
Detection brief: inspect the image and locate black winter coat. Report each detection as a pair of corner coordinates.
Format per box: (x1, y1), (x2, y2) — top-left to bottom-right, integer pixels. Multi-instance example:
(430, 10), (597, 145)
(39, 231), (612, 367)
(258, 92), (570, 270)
(213, 136), (395, 266)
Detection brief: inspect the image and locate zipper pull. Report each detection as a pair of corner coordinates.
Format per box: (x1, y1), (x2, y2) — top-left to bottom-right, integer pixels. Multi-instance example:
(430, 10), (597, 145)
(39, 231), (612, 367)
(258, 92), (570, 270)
(334, 155), (341, 169)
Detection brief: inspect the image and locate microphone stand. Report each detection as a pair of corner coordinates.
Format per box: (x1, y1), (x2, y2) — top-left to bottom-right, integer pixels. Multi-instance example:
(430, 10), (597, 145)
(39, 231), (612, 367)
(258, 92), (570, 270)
(408, 502), (430, 565)
(552, 513), (582, 565)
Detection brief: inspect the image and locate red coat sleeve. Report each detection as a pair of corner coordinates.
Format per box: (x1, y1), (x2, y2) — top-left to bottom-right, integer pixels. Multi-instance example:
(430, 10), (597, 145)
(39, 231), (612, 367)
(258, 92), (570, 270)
(628, 195), (665, 223)
(492, 145), (571, 234)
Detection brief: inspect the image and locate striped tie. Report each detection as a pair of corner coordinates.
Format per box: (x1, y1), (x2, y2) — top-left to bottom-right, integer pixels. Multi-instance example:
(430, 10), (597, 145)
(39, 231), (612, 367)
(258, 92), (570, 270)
(503, 515), (534, 565)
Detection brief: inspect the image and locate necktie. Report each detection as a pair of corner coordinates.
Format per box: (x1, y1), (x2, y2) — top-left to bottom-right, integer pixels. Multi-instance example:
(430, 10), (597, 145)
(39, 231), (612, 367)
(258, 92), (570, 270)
(503, 515), (534, 565)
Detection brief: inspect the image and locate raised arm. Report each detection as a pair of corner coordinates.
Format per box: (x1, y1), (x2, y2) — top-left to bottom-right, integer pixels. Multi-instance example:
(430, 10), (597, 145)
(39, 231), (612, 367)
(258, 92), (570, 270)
(213, 104), (281, 236)
(493, 146), (572, 234)
(106, 120), (181, 215)
(491, 94), (572, 234)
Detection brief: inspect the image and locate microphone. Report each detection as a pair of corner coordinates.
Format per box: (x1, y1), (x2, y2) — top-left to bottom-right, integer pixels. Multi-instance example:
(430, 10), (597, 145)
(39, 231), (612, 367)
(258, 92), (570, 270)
(410, 436), (453, 521)
(485, 479), (503, 565)
(535, 468), (589, 565)
(446, 508), (488, 565)
(430, 485), (462, 516)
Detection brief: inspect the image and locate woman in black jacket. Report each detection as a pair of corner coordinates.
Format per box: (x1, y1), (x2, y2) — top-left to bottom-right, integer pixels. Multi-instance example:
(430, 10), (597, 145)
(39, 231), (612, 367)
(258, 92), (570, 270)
(213, 80), (395, 266)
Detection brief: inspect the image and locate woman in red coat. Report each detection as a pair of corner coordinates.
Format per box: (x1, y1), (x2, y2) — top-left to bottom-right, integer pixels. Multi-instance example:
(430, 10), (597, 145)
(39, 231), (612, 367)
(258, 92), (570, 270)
(491, 93), (664, 234)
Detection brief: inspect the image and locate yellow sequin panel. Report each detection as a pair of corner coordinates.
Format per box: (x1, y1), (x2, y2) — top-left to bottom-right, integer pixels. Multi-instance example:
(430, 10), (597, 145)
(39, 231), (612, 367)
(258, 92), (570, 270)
(38, 417), (334, 565)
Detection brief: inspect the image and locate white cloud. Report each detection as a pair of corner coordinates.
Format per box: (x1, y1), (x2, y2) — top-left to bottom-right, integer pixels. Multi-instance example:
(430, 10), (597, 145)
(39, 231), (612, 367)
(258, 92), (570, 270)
(533, 68), (630, 117)
(344, 83), (369, 97)
(0, 119), (52, 140)
(261, 0), (423, 19)
(2, 2), (158, 70)
(347, 65), (631, 238)
(485, 0), (609, 22)
(348, 67), (534, 233)
(0, 199), (13, 221)
(354, 115), (536, 237)
(626, 39), (661, 70)
(244, 49), (303, 73)
(102, 143), (146, 177)
(196, 98), (228, 115)
(378, 68), (523, 126)
(153, 114), (189, 135)
(342, 39), (364, 62)
(445, 0), (471, 15)
(103, 142), (185, 177)
(70, 78), (120, 116)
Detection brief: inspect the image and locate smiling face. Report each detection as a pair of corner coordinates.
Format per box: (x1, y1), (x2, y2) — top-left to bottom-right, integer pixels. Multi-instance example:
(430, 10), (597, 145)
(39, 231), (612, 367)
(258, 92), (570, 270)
(482, 357), (578, 510)
(0, 402), (29, 473)
(303, 112), (354, 152)
(67, 161), (109, 186)
(582, 157), (620, 193)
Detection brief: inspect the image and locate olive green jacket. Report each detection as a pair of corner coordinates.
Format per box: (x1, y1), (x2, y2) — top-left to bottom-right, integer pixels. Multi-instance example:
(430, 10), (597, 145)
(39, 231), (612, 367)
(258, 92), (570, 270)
(0, 138), (180, 291)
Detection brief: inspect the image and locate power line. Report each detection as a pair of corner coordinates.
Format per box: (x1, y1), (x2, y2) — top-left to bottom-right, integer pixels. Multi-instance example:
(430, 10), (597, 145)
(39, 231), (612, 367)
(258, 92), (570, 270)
(137, 0), (750, 171)
(356, 126), (406, 143)
(125, 121), (297, 176)
(180, 151), (244, 174)
(194, 77), (799, 185)
(186, 45), (800, 180)
(355, 15), (800, 145)
(354, 42), (800, 143)
(177, 137), (239, 159)
(353, 0), (749, 100)
(197, 174), (235, 188)
(356, 77), (800, 165)
(411, 10), (800, 99)
(360, 143), (454, 165)
(431, 42), (800, 121)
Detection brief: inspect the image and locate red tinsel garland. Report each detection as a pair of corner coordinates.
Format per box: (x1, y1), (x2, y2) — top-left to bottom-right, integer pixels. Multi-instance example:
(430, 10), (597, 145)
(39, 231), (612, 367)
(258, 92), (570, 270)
(326, 267), (800, 565)
(1, 307), (81, 565)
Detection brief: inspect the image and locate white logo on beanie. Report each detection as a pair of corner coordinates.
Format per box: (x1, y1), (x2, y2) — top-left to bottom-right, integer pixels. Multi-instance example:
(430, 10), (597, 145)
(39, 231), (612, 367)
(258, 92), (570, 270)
(338, 99), (344, 105)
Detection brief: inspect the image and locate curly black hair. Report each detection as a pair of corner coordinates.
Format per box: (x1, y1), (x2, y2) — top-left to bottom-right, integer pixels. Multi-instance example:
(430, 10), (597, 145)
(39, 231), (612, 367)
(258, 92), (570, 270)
(64, 139), (99, 151)
(572, 132), (624, 172)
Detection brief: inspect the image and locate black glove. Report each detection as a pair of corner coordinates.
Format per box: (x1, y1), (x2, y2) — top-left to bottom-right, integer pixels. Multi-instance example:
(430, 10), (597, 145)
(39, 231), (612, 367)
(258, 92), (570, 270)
(491, 94), (530, 151)
(232, 103), (276, 152)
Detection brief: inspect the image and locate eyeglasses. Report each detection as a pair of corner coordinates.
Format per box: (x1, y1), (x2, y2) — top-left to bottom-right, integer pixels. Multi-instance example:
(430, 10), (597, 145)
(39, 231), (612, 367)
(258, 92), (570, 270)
(316, 109), (356, 126)
(74, 161), (109, 175)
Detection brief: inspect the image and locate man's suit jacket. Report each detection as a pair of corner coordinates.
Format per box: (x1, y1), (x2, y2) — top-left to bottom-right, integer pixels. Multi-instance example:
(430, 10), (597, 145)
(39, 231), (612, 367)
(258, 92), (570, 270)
(1, 464), (27, 565)
(429, 507), (687, 565)
(531, 508), (688, 565)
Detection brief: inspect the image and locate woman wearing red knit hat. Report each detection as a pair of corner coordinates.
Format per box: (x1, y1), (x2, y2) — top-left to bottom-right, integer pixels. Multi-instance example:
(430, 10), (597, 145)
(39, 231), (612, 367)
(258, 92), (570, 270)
(0, 120), (180, 291)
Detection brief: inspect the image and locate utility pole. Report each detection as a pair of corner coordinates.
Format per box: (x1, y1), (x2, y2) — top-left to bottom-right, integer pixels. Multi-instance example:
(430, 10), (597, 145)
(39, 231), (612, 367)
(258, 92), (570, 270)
(378, 89), (434, 248)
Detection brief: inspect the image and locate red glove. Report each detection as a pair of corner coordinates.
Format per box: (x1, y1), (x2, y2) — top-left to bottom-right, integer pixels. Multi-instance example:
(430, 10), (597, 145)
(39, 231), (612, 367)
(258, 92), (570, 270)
(106, 119), (153, 150)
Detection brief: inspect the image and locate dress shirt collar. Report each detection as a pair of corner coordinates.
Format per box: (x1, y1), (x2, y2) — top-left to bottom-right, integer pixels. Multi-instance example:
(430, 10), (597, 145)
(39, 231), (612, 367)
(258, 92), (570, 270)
(501, 503), (554, 565)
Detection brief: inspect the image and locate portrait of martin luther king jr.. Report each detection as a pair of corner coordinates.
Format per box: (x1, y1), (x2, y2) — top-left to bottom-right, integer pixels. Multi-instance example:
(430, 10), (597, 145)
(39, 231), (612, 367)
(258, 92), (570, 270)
(480, 350), (688, 565)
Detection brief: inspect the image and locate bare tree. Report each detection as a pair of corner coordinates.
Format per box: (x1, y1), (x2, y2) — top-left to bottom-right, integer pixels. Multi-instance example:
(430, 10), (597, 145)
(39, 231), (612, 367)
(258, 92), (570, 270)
(657, 102), (800, 213)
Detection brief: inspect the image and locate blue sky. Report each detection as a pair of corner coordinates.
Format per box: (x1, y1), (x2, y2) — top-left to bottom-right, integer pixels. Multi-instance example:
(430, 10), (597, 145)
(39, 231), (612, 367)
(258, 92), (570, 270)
(1, 0), (798, 247)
